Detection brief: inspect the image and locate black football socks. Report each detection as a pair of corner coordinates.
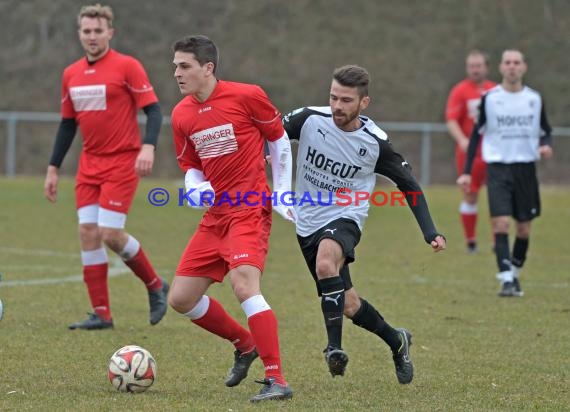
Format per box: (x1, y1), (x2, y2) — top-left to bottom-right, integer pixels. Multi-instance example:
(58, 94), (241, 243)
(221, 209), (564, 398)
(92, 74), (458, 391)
(319, 277), (345, 350)
(352, 298), (401, 352)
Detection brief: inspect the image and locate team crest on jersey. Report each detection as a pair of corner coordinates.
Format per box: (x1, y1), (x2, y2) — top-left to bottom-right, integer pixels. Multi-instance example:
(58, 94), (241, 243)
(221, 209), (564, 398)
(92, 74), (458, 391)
(358, 147), (367, 156)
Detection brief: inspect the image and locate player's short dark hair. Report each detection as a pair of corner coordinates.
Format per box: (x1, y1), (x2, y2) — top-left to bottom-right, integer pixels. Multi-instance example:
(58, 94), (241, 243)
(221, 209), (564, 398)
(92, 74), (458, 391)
(467, 49), (490, 66)
(78, 4), (114, 28)
(502, 48), (526, 63)
(172, 35), (219, 74)
(333, 65), (370, 98)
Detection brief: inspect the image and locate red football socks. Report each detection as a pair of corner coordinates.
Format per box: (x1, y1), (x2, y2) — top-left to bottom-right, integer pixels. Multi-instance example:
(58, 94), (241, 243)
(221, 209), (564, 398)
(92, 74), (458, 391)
(83, 263), (112, 320)
(248, 309), (286, 385)
(124, 248), (162, 291)
(191, 297), (254, 353)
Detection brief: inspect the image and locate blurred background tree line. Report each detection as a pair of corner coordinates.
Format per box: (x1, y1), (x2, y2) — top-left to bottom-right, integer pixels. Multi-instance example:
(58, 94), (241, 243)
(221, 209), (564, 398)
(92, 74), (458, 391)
(1, 0), (568, 182)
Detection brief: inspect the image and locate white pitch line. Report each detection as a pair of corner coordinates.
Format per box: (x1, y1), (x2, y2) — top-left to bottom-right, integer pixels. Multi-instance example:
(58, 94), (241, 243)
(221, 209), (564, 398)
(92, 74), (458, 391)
(0, 246), (78, 258)
(1, 265), (75, 271)
(0, 257), (128, 288)
(409, 275), (569, 288)
(0, 267), (128, 287)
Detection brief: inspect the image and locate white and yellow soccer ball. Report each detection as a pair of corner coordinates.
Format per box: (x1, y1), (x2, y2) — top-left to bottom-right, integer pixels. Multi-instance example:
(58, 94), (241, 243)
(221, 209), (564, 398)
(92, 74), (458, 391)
(0, 298), (3, 320)
(108, 345), (156, 393)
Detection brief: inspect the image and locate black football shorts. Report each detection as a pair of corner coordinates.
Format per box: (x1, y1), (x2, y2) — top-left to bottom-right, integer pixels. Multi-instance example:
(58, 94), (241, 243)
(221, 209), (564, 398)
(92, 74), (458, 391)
(297, 218), (362, 296)
(487, 162), (540, 221)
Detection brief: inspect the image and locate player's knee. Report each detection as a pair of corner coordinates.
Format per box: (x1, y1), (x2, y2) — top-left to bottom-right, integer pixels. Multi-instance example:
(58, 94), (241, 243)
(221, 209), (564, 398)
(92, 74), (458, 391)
(229, 266), (261, 301)
(343, 289), (360, 318)
(492, 218), (509, 234)
(315, 259), (337, 278)
(168, 295), (185, 313)
(232, 283), (253, 302)
(99, 227), (124, 252)
(79, 223), (99, 244)
(516, 223), (531, 238)
(464, 192), (478, 204)
(343, 300), (359, 318)
(231, 278), (259, 302)
(168, 291), (197, 314)
(493, 226), (509, 234)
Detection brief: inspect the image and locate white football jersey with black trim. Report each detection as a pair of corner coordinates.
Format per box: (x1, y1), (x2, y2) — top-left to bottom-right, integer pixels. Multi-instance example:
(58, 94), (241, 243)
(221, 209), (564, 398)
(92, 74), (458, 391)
(284, 106), (410, 237)
(479, 86), (546, 163)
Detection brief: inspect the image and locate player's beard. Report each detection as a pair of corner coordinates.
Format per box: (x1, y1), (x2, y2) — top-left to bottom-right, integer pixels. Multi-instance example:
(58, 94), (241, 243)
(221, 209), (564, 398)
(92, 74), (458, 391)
(84, 43), (109, 61)
(333, 109), (360, 130)
(469, 72), (485, 84)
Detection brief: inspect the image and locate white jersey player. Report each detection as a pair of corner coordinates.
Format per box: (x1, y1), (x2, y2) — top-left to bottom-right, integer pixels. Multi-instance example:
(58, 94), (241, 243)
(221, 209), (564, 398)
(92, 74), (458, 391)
(458, 49), (553, 297)
(282, 65), (446, 383)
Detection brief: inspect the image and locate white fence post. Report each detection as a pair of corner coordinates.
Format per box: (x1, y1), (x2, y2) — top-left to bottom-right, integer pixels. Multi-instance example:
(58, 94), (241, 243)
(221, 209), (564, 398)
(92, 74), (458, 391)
(6, 115), (17, 177)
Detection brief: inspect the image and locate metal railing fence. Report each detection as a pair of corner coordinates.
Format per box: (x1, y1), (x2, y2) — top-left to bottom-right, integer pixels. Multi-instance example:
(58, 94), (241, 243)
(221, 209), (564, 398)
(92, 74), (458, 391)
(2, 111), (569, 186)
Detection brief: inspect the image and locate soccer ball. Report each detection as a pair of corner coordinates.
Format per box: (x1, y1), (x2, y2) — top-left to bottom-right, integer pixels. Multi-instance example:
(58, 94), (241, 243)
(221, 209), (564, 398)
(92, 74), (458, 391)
(108, 345), (156, 393)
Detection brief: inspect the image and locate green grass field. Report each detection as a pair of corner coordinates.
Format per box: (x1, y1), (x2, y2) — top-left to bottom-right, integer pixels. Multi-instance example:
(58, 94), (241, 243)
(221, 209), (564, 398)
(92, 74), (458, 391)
(1, 177), (569, 411)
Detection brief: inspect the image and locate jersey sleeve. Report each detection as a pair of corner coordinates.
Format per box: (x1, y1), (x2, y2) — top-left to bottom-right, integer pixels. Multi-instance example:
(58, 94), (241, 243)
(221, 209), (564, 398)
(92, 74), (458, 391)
(172, 109), (202, 173)
(124, 57), (159, 109)
(374, 138), (439, 243)
(282, 107), (313, 141)
(464, 94), (487, 173)
(60, 69), (76, 119)
(539, 99), (553, 146)
(246, 85), (284, 141)
(445, 84), (465, 121)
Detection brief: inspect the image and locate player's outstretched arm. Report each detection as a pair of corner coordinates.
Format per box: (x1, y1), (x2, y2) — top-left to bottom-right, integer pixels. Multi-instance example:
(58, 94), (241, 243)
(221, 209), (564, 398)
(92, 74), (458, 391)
(375, 138), (445, 250)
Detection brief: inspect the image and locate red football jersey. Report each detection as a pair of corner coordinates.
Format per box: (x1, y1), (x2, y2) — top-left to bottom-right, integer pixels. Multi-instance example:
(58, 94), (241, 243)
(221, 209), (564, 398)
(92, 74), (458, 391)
(172, 80), (284, 210)
(60, 49), (158, 155)
(446, 79), (496, 137)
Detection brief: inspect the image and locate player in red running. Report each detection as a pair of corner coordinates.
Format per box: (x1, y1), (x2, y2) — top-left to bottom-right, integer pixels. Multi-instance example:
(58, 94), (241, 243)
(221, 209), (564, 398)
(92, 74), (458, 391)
(44, 4), (169, 330)
(446, 50), (496, 253)
(169, 35), (295, 403)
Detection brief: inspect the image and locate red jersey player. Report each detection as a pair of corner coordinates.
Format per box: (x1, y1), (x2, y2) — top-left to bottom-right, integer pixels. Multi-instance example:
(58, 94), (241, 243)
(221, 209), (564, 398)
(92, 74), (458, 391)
(44, 4), (168, 330)
(446, 50), (496, 253)
(169, 35), (295, 403)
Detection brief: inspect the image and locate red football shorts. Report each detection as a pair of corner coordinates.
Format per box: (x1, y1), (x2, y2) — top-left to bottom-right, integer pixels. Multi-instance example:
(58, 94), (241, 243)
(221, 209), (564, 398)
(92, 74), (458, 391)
(176, 205), (272, 282)
(75, 151), (140, 214)
(456, 147), (486, 193)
